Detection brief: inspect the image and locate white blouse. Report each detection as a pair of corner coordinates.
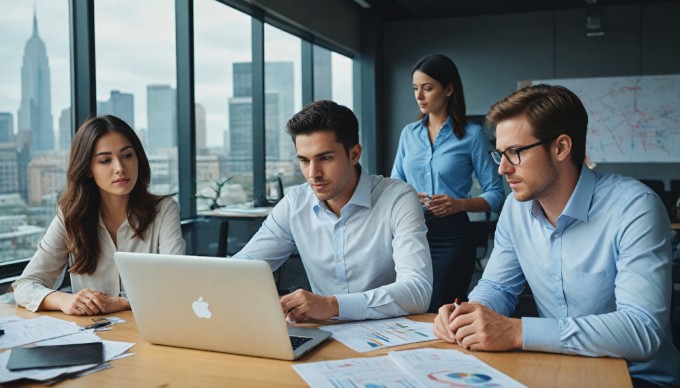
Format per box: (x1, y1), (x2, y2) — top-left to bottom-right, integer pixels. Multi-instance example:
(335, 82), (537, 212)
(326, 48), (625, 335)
(13, 197), (185, 311)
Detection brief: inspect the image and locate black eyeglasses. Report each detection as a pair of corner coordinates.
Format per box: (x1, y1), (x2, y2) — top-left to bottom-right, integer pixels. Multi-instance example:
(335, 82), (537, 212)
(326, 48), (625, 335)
(488, 137), (557, 165)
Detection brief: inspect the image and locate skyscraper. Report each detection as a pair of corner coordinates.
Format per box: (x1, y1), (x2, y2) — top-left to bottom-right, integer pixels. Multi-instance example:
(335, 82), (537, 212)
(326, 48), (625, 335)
(195, 103), (207, 153)
(146, 85), (177, 152)
(17, 10), (54, 153)
(58, 107), (71, 150)
(0, 113), (13, 143)
(99, 90), (135, 127)
(227, 62), (294, 165)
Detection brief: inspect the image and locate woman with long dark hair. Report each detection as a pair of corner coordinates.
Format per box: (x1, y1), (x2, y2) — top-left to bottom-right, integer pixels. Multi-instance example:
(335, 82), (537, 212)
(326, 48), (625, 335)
(391, 54), (504, 312)
(14, 115), (185, 315)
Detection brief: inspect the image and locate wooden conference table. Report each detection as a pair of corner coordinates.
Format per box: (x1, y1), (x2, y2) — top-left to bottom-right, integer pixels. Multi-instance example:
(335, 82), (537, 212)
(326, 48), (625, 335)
(0, 304), (631, 387)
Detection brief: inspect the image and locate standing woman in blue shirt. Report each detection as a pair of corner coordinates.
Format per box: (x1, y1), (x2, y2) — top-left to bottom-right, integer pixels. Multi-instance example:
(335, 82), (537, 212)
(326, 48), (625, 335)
(391, 54), (504, 312)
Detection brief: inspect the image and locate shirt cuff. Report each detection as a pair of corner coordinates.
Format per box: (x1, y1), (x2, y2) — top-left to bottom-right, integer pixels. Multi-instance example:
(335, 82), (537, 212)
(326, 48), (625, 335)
(522, 317), (560, 353)
(335, 293), (367, 321)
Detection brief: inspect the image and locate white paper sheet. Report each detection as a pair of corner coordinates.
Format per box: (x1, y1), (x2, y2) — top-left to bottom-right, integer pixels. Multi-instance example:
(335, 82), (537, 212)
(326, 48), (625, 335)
(319, 317), (438, 352)
(293, 356), (419, 388)
(389, 348), (526, 388)
(0, 316), (81, 349)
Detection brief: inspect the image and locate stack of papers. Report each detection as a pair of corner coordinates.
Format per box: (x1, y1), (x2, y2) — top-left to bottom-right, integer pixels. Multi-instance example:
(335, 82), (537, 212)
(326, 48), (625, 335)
(0, 315), (135, 384)
(293, 348), (527, 387)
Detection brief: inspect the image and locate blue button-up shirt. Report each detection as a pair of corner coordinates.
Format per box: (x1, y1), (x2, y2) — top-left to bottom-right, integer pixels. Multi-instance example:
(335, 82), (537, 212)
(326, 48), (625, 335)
(470, 165), (680, 386)
(391, 116), (504, 212)
(234, 167), (433, 321)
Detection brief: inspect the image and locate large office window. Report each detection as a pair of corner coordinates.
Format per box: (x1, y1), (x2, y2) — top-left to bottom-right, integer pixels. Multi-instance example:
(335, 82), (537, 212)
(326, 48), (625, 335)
(313, 45), (354, 109)
(194, 0), (252, 210)
(263, 24), (303, 195)
(0, 1), (71, 263)
(95, 0), (178, 199)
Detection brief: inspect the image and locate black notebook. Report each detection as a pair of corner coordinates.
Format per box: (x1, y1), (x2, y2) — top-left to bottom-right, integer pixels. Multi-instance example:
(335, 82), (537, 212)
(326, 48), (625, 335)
(6, 342), (104, 371)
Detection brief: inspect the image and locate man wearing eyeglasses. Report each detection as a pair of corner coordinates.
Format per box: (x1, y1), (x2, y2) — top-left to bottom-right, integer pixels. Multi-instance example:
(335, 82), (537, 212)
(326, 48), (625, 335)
(433, 84), (679, 387)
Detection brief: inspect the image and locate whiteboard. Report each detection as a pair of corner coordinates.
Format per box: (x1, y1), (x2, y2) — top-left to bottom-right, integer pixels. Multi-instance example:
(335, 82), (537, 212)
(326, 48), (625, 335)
(531, 74), (680, 163)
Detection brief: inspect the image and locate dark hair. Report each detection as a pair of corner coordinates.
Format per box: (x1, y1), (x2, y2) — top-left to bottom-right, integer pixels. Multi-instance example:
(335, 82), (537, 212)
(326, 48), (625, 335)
(58, 115), (162, 274)
(412, 54), (467, 139)
(486, 84), (588, 167)
(286, 100), (359, 154)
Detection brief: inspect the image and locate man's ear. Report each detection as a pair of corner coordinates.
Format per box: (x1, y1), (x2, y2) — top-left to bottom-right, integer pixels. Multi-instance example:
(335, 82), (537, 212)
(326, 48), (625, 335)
(350, 144), (362, 165)
(554, 134), (572, 162)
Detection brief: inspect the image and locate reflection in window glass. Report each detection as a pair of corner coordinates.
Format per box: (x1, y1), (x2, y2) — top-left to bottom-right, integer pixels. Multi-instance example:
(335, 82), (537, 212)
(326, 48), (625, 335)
(0, 0), (71, 262)
(264, 25), (302, 197)
(95, 0), (177, 199)
(194, 0), (252, 210)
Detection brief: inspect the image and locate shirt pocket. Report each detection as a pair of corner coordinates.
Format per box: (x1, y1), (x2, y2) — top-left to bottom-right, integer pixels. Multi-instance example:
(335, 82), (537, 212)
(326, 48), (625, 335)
(564, 270), (615, 316)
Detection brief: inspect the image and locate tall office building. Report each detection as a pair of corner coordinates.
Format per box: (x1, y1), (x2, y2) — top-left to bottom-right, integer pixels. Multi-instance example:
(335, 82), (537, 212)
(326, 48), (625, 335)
(228, 62), (294, 167)
(58, 107), (71, 150)
(0, 113), (14, 142)
(195, 103), (207, 153)
(27, 151), (68, 206)
(0, 144), (19, 195)
(146, 85), (177, 152)
(17, 10), (54, 153)
(99, 90), (135, 127)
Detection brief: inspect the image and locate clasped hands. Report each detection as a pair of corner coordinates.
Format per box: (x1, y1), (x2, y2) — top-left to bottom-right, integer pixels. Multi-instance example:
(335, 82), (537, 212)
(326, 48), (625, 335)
(419, 193), (464, 218)
(433, 301), (523, 351)
(280, 289), (339, 323)
(58, 288), (129, 316)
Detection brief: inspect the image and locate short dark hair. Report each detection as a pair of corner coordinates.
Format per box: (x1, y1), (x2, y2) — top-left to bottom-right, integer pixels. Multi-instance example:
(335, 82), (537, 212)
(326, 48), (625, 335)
(286, 100), (359, 154)
(486, 84), (588, 167)
(412, 54), (467, 139)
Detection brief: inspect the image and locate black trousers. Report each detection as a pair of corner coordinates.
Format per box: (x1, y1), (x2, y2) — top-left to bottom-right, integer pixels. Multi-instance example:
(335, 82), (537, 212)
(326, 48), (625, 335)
(425, 211), (476, 313)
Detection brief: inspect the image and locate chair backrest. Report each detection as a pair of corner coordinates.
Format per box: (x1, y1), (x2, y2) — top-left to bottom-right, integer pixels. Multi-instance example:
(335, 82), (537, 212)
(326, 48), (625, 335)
(181, 218), (229, 257)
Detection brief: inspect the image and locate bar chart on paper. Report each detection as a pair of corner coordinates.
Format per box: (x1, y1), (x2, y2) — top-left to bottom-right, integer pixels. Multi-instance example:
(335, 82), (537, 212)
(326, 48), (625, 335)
(319, 318), (437, 352)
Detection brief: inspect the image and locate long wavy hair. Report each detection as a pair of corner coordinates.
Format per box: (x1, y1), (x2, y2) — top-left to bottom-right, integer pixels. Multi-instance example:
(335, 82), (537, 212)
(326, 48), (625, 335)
(58, 115), (162, 274)
(412, 54), (467, 139)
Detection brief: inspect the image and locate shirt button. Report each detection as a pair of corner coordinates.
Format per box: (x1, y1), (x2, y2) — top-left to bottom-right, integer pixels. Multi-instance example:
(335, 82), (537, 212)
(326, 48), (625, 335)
(554, 276), (561, 282)
(552, 233), (559, 239)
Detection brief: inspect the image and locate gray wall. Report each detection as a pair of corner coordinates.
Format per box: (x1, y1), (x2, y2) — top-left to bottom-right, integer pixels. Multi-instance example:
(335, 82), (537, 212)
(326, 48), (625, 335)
(380, 2), (680, 189)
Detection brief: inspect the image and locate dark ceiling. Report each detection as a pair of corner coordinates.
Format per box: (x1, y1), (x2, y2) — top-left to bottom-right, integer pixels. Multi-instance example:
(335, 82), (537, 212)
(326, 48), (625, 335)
(361, 0), (675, 21)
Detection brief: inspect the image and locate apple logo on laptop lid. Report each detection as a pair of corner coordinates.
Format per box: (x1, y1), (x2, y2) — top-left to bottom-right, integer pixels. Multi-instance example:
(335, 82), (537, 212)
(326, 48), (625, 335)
(192, 296), (212, 319)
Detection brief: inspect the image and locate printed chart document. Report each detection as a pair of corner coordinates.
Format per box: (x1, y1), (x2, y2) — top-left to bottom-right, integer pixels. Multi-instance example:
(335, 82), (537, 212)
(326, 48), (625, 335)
(0, 316), (81, 349)
(390, 348), (526, 388)
(319, 317), (437, 352)
(292, 348), (526, 388)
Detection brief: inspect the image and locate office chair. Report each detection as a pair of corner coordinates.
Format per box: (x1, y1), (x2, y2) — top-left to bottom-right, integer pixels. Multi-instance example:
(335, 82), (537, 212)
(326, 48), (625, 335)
(469, 213), (497, 272)
(181, 217), (229, 257)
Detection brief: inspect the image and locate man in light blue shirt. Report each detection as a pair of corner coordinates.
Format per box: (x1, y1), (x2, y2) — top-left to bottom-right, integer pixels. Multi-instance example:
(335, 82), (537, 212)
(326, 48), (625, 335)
(235, 100), (433, 323)
(434, 85), (679, 386)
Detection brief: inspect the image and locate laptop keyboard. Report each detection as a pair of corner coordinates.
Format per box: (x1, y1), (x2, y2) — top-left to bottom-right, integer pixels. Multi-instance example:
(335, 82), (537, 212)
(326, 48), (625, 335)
(290, 335), (313, 350)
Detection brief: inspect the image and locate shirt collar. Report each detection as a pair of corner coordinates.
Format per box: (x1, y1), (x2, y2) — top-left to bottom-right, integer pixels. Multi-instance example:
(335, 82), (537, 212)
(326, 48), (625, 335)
(529, 164), (595, 223)
(313, 164), (372, 213)
(561, 164), (596, 222)
(417, 115), (453, 133)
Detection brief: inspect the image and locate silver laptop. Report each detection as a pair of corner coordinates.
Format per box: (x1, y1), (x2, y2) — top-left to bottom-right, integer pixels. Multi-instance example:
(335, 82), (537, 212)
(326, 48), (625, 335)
(114, 252), (331, 360)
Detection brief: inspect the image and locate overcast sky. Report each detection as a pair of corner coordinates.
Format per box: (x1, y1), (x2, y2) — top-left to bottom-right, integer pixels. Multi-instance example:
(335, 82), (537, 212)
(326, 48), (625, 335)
(0, 0), (352, 147)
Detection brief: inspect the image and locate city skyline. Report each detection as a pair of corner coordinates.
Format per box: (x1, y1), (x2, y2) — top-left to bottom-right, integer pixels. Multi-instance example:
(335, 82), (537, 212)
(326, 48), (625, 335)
(0, 0), (353, 150)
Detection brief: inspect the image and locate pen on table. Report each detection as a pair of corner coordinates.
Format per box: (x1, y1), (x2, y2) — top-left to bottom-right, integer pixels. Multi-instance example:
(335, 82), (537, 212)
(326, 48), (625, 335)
(81, 320), (112, 331)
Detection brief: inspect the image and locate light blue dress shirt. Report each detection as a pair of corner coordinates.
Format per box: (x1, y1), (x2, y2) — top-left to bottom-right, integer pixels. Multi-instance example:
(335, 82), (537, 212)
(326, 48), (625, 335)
(234, 167), (433, 321)
(391, 116), (504, 212)
(469, 165), (680, 386)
